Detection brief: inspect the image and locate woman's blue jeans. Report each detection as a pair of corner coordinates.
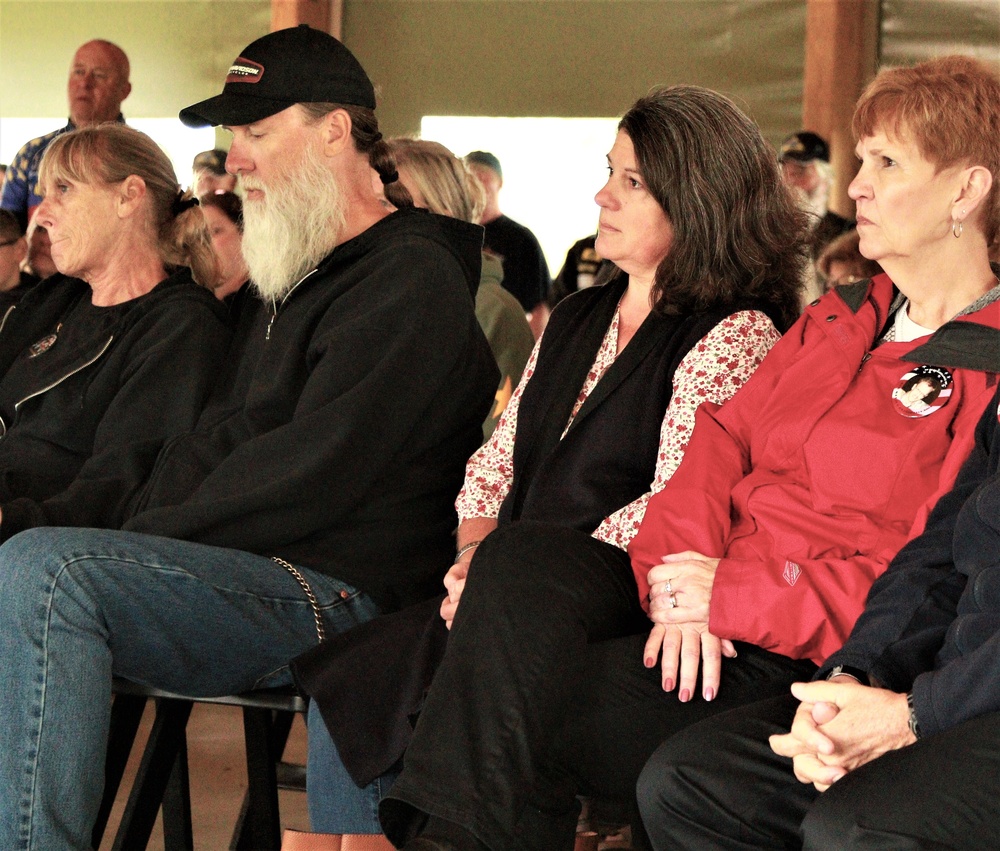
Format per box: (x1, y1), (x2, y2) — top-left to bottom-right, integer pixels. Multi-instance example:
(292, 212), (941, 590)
(0, 527), (379, 851)
(307, 701), (398, 833)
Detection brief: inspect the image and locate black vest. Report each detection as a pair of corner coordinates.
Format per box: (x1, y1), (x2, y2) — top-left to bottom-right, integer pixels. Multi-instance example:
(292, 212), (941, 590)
(497, 276), (746, 533)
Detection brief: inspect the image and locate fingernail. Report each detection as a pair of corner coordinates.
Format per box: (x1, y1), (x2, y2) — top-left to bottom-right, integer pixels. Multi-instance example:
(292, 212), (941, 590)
(662, 678), (674, 692)
(679, 688), (690, 703)
(645, 657), (655, 668)
(704, 687), (715, 701)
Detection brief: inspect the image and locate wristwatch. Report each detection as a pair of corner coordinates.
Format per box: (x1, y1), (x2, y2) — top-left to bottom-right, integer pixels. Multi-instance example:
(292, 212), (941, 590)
(906, 691), (922, 739)
(826, 665), (868, 684)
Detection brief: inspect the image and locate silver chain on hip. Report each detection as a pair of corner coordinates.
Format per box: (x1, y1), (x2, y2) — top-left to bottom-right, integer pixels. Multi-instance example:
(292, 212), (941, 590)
(271, 556), (327, 644)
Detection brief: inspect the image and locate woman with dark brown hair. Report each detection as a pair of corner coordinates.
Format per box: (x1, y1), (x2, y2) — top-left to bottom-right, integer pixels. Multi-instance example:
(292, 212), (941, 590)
(294, 84), (808, 850)
(380, 62), (1000, 851)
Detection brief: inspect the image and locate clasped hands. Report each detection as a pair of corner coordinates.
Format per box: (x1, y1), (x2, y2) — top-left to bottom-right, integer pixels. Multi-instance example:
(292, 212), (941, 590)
(644, 551), (735, 702)
(769, 679), (917, 792)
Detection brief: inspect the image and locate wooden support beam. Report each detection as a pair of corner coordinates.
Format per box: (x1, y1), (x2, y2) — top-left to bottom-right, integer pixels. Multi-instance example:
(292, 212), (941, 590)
(271, 0), (342, 38)
(802, 0), (880, 218)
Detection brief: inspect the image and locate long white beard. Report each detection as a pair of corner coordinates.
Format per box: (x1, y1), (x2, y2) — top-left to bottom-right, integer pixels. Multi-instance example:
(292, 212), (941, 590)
(794, 180), (830, 228)
(240, 143), (347, 301)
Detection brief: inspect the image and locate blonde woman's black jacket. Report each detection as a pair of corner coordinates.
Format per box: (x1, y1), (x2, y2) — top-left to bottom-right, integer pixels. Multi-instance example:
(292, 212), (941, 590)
(125, 208), (498, 613)
(0, 269), (230, 540)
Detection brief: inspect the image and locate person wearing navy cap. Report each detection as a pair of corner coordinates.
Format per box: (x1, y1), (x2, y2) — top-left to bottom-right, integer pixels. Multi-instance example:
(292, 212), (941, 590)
(191, 148), (237, 196)
(0, 25), (497, 850)
(779, 130), (855, 262)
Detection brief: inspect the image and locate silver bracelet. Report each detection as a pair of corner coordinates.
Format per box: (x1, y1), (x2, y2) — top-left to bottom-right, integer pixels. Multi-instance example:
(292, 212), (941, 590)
(454, 540), (482, 563)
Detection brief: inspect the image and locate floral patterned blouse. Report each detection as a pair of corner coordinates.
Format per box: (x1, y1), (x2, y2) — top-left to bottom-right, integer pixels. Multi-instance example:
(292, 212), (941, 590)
(455, 308), (781, 550)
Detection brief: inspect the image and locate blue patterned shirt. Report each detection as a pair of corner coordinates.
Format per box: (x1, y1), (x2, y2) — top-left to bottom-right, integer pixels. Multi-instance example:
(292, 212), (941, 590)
(0, 114), (125, 231)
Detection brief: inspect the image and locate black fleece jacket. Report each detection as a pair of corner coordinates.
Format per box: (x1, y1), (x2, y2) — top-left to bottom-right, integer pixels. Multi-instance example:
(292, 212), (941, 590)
(125, 208), (498, 613)
(0, 270), (230, 539)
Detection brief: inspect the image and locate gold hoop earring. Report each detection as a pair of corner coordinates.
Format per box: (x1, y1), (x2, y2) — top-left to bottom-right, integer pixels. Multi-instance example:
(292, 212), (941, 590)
(953, 219), (963, 239)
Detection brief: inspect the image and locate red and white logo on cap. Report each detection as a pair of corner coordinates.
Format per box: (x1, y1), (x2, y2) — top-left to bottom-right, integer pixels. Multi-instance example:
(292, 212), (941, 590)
(226, 58), (263, 84)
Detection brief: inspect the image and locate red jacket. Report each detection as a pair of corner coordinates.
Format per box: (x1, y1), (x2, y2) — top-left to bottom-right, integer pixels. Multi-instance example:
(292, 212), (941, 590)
(628, 274), (1000, 664)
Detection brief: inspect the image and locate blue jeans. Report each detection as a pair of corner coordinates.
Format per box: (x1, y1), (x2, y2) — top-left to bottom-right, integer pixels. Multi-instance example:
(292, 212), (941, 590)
(307, 701), (398, 833)
(0, 527), (380, 851)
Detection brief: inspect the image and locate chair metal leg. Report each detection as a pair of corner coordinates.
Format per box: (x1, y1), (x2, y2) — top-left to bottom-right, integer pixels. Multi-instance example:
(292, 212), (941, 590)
(111, 697), (193, 851)
(94, 692), (149, 848)
(161, 735), (194, 851)
(230, 707), (285, 850)
(103, 681), (306, 850)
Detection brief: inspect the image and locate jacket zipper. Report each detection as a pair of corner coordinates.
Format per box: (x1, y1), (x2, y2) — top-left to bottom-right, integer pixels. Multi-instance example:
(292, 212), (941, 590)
(264, 268), (320, 340)
(0, 334), (115, 437)
(0, 305), (16, 336)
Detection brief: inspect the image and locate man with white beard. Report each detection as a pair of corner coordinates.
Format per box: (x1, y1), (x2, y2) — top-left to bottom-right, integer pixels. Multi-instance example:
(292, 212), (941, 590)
(0, 25), (498, 850)
(779, 131), (854, 260)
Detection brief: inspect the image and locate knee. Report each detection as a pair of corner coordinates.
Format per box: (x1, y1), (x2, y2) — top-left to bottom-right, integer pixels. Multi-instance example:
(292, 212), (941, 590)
(801, 786), (856, 850)
(0, 528), (116, 617)
(0, 528), (67, 594)
(635, 738), (692, 837)
(470, 522), (559, 593)
(473, 522), (612, 598)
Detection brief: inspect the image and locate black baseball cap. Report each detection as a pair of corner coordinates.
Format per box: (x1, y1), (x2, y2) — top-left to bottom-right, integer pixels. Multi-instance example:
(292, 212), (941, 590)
(179, 25), (375, 128)
(192, 149), (228, 174)
(779, 131), (830, 163)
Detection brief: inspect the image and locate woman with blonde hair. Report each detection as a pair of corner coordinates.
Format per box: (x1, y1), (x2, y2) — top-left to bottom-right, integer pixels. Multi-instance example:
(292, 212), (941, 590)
(389, 138), (534, 439)
(0, 122), (229, 538)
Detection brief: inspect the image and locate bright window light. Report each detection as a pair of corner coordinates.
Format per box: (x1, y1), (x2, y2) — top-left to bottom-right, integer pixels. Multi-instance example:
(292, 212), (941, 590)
(0, 118), (216, 192)
(420, 116), (621, 278)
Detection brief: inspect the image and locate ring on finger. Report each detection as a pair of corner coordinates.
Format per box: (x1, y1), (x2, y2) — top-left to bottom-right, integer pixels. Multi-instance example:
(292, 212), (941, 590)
(664, 579), (673, 595)
(668, 592), (678, 609)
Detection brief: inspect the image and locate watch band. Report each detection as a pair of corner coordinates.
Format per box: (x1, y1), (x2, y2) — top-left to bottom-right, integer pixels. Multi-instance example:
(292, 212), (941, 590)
(906, 691), (922, 739)
(826, 665), (868, 684)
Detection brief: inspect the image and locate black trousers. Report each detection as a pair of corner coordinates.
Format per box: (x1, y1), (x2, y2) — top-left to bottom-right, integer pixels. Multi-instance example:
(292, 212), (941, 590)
(380, 522), (814, 851)
(638, 693), (1000, 850)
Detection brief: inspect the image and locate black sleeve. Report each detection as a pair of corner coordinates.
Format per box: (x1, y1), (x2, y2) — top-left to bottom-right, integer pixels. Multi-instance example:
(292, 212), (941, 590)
(912, 622), (1000, 737)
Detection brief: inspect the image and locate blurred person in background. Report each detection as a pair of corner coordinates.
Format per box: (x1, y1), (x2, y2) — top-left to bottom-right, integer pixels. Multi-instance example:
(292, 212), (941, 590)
(192, 148), (237, 197)
(22, 218), (58, 281)
(200, 190), (248, 301)
(465, 150), (552, 338)
(0, 211), (35, 304)
(779, 130), (855, 260)
(1, 39), (131, 229)
(816, 229), (882, 293)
